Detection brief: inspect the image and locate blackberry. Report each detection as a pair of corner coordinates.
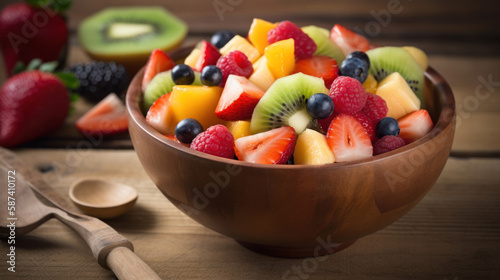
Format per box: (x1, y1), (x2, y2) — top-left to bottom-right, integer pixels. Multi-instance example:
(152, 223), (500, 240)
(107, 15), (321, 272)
(67, 61), (130, 102)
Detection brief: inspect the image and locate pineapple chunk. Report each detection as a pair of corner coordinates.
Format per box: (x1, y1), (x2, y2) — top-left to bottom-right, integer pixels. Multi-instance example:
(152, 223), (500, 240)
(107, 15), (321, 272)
(294, 129), (335, 165)
(265, 38), (295, 79)
(227, 121), (252, 140)
(403, 46), (428, 70)
(220, 35), (261, 63)
(375, 72), (420, 120)
(362, 73), (378, 94)
(184, 48), (201, 69)
(249, 56), (276, 91)
(248, 18), (277, 54)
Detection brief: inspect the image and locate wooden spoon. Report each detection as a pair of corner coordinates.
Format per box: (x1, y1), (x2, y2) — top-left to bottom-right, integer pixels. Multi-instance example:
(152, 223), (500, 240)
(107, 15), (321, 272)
(0, 165), (161, 280)
(69, 179), (138, 219)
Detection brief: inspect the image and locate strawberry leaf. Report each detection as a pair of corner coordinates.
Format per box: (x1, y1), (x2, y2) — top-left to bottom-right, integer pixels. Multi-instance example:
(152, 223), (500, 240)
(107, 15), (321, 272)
(39, 61), (58, 73)
(26, 59), (42, 71)
(25, 0), (72, 13)
(55, 72), (80, 90)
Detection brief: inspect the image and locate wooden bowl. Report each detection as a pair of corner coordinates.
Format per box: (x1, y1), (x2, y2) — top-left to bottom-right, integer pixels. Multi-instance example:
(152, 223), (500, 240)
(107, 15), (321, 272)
(126, 47), (456, 257)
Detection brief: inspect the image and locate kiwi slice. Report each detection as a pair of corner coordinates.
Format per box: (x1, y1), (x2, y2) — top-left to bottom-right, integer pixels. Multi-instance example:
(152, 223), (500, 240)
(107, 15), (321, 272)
(302, 25), (345, 64)
(79, 7), (188, 73)
(143, 70), (201, 110)
(250, 73), (328, 134)
(367, 47), (424, 105)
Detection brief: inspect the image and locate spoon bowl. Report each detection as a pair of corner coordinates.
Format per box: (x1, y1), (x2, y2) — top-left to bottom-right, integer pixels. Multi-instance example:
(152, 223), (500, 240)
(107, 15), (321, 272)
(69, 179), (138, 219)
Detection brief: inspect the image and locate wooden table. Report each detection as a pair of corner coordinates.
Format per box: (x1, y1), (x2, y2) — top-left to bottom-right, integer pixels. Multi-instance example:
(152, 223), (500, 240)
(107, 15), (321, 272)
(1, 0), (499, 279)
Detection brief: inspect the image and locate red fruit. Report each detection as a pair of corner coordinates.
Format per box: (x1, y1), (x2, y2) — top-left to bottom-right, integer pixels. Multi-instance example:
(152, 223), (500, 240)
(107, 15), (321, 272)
(215, 75), (265, 121)
(0, 71), (69, 148)
(234, 126), (296, 164)
(216, 51), (253, 86)
(329, 76), (368, 114)
(398, 109), (434, 144)
(267, 21), (317, 60)
(146, 93), (174, 135)
(194, 40), (221, 72)
(318, 111), (338, 132)
(330, 24), (370, 55)
(326, 114), (373, 162)
(190, 125), (235, 159)
(0, 3), (68, 76)
(293, 56), (339, 88)
(373, 135), (406, 155)
(76, 94), (128, 136)
(351, 112), (376, 142)
(142, 49), (175, 91)
(362, 93), (388, 125)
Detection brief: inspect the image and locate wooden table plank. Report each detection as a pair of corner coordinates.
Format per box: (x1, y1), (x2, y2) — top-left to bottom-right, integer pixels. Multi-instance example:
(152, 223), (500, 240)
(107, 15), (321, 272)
(1, 150), (499, 279)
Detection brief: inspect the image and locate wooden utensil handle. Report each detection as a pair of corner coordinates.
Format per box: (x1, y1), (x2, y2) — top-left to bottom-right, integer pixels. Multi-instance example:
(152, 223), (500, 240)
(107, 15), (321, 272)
(107, 247), (162, 280)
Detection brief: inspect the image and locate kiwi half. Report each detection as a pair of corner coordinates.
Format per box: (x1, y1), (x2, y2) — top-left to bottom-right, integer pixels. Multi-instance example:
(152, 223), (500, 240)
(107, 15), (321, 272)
(250, 73), (328, 134)
(302, 25), (345, 64)
(79, 7), (188, 73)
(367, 47), (424, 105)
(143, 70), (201, 110)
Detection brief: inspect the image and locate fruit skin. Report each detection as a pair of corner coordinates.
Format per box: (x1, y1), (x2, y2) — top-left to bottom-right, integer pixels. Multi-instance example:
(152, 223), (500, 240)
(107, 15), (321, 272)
(175, 118), (203, 144)
(68, 61), (130, 102)
(216, 50), (254, 86)
(326, 114), (373, 162)
(211, 30), (237, 49)
(249, 56), (275, 91)
(142, 49), (175, 91)
(361, 93), (388, 125)
(248, 18), (277, 54)
(0, 3), (68, 76)
(397, 109), (434, 144)
(234, 126), (296, 164)
(171, 64), (195, 85)
(190, 124), (235, 159)
(0, 71), (69, 148)
(306, 93), (334, 120)
(76, 93), (127, 136)
(330, 24), (370, 56)
(215, 75), (265, 121)
(194, 40), (221, 72)
(267, 21), (317, 60)
(200, 65), (223, 86)
(146, 93), (175, 135)
(362, 73), (378, 94)
(351, 112), (376, 142)
(226, 121), (251, 140)
(220, 35), (260, 63)
(265, 38), (296, 79)
(339, 56), (369, 84)
(318, 111), (338, 132)
(293, 55), (339, 88)
(403, 46), (428, 70)
(376, 117), (400, 139)
(329, 76), (368, 114)
(375, 72), (420, 120)
(294, 129), (335, 165)
(373, 135), (406, 155)
(346, 51), (370, 69)
(301, 25), (345, 65)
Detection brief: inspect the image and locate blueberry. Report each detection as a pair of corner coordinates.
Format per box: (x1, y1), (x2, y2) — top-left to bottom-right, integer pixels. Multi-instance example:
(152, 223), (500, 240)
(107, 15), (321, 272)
(339, 56), (369, 84)
(211, 30), (237, 49)
(346, 51), (370, 69)
(376, 117), (400, 138)
(200, 65), (223, 86)
(171, 64), (195, 85)
(306, 93), (334, 119)
(175, 118), (204, 144)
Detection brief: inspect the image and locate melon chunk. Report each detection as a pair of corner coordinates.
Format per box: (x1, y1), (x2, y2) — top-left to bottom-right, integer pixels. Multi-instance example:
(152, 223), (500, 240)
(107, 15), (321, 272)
(375, 72), (420, 120)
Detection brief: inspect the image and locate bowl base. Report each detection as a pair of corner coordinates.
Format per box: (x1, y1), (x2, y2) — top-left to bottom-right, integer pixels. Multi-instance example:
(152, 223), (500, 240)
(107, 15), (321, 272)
(236, 240), (356, 258)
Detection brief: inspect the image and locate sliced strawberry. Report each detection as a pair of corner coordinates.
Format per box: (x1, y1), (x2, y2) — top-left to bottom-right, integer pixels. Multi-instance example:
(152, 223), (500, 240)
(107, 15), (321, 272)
(194, 40), (221, 72)
(76, 94), (128, 136)
(330, 24), (370, 55)
(234, 126), (296, 164)
(215, 75), (265, 121)
(397, 109), (434, 144)
(318, 111), (338, 132)
(293, 56), (339, 88)
(142, 49), (175, 91)
(326, 114), (373, 162)
(351, 111), (376, 142)
(146, 93), (175, 135)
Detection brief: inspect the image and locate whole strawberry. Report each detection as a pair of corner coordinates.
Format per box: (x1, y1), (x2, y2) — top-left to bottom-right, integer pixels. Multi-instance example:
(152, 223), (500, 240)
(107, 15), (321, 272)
(0, 1), (70, 76)
(0, 70), (70, 148)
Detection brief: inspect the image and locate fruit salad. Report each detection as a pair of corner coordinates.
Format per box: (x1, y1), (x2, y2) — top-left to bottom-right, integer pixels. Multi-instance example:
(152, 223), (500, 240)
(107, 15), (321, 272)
(142, 19), (434, 165)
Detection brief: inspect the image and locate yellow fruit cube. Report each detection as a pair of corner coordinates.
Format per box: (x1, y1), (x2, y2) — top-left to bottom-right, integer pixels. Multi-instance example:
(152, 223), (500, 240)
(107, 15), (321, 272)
(376, 72), (421, 120)
(184, 48), (201, 69)
(248, 18), (277, 54)
(226, 121), (251, 140)
(265, 38), (295, 79)
(249, 56), (276, 91)
(220, 35), (261, 63)
(362, 73), (378, 94)
(169, 86), (225, 130)
(294, 129), (335, 165)
(403, 46), (428, 70)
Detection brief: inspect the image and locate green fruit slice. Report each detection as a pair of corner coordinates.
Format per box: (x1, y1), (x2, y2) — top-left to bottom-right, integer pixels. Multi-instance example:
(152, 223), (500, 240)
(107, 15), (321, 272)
(302, 25), (345, 64)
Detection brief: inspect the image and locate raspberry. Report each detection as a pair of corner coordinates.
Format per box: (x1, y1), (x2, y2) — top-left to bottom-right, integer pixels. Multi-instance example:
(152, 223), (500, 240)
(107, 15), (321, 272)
(351, 112), (376, 142)
(362, 93), (388, 125)
(190, 125), (235, 159)
(215, 51), (253, 86)
(373, 135), (405, 155)
(329, 76), (368, 114)
(267, 21), (317, 60)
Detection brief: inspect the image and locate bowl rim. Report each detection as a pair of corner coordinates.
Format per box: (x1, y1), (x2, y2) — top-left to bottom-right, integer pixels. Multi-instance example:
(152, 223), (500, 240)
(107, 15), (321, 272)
(126, 49), (455, 170)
